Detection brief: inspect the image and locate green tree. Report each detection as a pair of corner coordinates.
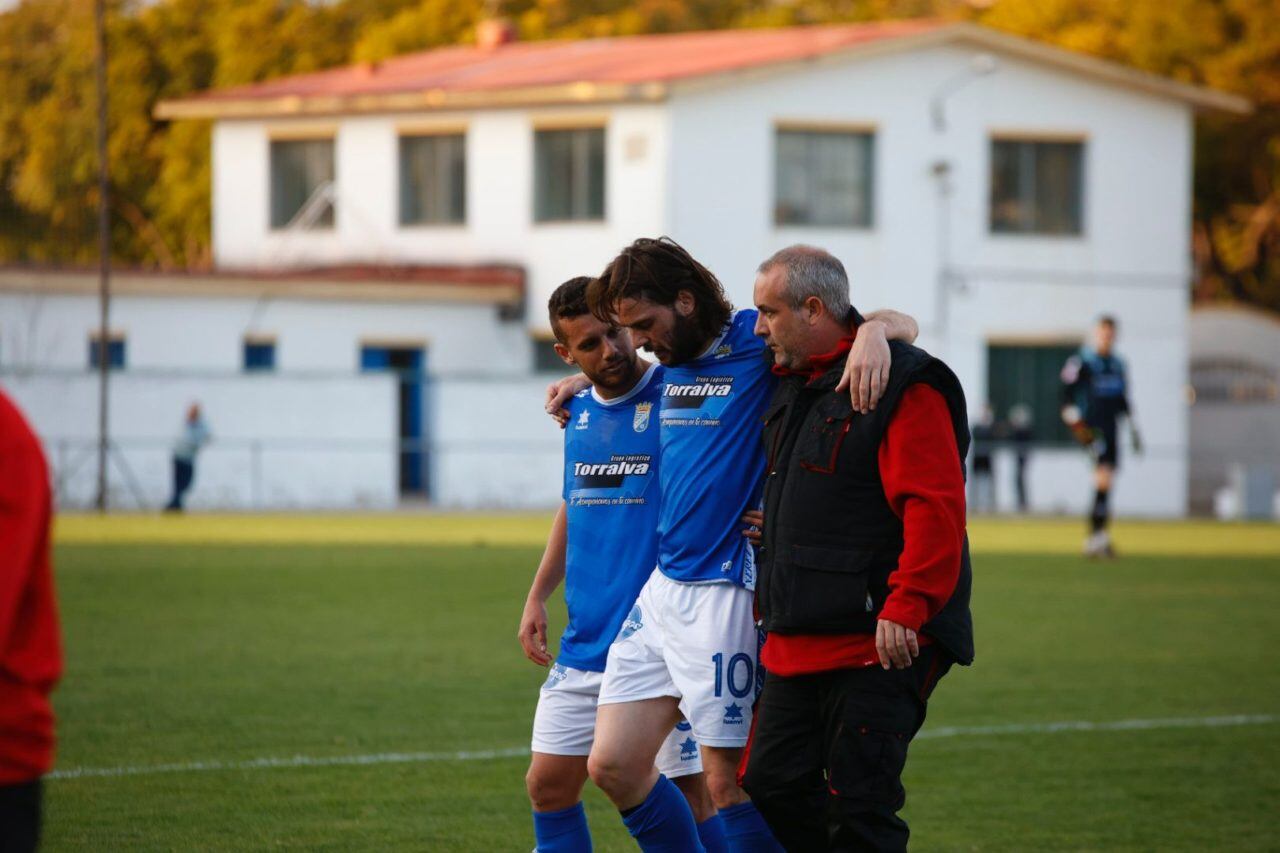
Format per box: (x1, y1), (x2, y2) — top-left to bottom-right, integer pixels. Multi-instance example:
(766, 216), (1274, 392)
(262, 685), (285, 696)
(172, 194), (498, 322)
(353, 0), (484, 62)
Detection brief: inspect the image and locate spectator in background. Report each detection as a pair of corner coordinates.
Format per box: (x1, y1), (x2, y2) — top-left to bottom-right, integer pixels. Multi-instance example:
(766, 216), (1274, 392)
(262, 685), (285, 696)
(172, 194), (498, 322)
(165, 403), (210, 513)
(970, 404), (996, 514)
(0, 389), (63, 853)
(1009, 404), (1034, 513)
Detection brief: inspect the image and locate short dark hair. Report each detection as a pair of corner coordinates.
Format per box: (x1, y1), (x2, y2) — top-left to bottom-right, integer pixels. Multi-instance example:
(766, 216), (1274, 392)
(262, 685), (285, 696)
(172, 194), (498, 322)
(757, 245), (851, 318)
(1098, 315), (1117, 330)
(588, 237), (732, 344)
(547, 276), (594, 343)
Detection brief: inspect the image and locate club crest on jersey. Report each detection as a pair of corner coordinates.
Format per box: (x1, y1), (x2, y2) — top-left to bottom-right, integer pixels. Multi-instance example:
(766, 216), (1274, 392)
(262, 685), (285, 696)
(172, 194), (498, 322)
(633, 402), (652, 433)
(575, 410), (590, 430)
(714, 344), (733, 358)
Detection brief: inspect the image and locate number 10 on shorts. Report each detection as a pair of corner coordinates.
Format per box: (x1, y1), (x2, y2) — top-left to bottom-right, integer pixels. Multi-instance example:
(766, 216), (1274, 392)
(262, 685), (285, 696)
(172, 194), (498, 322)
(712, 652), (754, 699)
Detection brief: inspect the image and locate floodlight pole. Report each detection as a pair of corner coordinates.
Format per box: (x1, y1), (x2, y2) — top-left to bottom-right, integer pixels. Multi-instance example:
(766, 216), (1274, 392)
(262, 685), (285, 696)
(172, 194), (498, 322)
(94, 0), (111, 512)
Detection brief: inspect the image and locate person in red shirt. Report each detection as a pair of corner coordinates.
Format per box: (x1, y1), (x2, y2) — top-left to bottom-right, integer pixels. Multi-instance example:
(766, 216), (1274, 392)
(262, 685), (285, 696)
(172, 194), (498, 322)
(740, 246), (973, 852)
(0, 389), (62, 853)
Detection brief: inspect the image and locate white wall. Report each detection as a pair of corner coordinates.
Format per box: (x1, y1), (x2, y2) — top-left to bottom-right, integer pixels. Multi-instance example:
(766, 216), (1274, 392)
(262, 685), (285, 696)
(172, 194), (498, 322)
(0, 288), (548, 509)
(0, 289), (530, 375)
(666, 43), (1192, 515)
(430, 377), (563, 509)
(213, 104), (670, 329)
(666, 44), (1193, 319)
(0, 368), (572, 512)
(1, 371), (398, 510)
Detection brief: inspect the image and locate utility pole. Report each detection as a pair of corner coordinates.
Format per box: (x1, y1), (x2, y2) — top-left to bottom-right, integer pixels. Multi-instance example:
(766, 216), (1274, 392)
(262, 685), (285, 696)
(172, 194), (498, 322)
(927, 53), (998, 359)
(94, 0), (111, 512)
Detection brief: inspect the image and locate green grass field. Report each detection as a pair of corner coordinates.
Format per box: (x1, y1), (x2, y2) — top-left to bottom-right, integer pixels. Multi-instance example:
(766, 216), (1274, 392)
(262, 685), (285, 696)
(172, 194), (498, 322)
(45, 515), (1280, 851)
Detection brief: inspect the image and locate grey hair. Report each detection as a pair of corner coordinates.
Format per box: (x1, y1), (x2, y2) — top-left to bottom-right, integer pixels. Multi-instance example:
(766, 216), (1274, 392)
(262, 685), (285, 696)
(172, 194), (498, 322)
(757, 245), (851, 319)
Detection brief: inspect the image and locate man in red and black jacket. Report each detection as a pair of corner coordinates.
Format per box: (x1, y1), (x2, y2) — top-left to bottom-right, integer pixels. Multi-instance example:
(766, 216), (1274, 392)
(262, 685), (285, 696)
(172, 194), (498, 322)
(0, 389), (62, 853)
(740, 246), (973, 852)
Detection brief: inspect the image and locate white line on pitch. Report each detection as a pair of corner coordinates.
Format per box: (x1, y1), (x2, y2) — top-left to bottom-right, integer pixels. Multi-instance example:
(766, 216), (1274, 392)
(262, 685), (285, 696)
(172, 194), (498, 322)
(48, 713), (1277, 781)
(48, 747), (531, 780)
(915, 713), (1277, 740)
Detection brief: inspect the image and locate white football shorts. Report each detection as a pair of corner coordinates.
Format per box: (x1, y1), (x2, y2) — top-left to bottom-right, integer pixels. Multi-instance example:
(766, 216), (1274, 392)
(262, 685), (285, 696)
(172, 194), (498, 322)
(531, 662), (702, 779)
(598, 569), (762, 748)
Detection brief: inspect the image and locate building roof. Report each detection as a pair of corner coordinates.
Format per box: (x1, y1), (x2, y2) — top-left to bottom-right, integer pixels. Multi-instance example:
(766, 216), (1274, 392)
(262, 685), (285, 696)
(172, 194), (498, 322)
(155, 20), (1250, 120)
(0, 264), (525, 308)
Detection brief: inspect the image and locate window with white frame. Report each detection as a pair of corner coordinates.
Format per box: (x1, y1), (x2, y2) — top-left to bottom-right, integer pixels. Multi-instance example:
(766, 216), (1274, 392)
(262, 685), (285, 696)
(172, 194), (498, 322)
(399, 134), (466, 225)
(269, 138), (335, 230)
(990, 138), (1084, 235)
(774, 128), (875, 227)
(534, 128), (605, 222)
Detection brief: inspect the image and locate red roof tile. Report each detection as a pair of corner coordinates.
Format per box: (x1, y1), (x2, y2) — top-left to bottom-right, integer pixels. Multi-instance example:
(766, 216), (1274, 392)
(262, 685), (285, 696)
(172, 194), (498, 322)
(191, 20), (946, 103)
(155, 20), (1249, 118)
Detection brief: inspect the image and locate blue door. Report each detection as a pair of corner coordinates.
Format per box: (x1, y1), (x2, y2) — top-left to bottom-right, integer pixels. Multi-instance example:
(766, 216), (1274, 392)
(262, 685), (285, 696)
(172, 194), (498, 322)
(361, 345), (428, 496)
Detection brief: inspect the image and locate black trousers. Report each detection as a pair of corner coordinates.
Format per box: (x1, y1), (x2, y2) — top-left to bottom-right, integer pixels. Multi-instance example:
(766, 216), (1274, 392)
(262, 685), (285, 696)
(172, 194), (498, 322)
(166, 458), (194, 510)
(0, 779), (41, 853)
(741, 646), (952, 853)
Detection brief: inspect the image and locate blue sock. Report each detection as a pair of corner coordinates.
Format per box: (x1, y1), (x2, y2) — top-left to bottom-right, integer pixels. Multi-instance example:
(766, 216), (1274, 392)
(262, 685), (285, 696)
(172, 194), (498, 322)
(697, 814), (730, 853)
(719, 801), (784, 852)
(620, 774), (705, 852)
(532, 802), (592, 852)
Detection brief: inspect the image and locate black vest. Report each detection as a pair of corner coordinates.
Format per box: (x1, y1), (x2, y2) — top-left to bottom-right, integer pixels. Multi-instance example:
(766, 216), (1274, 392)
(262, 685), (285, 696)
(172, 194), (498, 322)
(757, 340), (975, 665)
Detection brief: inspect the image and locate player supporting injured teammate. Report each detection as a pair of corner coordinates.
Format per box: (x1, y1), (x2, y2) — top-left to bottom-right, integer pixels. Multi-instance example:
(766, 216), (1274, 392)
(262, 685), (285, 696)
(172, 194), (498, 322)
(547, 238), (918, 852)
(519, 277), (722, 853)
(1059, 315), (1141, 558)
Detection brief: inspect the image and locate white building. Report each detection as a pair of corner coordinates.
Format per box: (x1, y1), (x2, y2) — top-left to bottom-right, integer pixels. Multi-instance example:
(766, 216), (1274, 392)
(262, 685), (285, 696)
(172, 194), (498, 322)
(2, 20), (1249, 513)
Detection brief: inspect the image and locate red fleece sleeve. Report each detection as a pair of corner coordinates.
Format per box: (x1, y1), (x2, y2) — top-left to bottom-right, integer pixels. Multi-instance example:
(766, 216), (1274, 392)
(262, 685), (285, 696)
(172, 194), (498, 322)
(0, 423), (43, 648)
(0, 394), (61, 783)
(876, 384), (966, 631)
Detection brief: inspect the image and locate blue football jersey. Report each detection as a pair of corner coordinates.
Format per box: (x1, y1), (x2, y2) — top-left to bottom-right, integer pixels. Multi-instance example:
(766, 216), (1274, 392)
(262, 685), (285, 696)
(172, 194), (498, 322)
(1063, 347), (1130, 426)
(656, 309), (775, 588)
(559, 361), (664, 672)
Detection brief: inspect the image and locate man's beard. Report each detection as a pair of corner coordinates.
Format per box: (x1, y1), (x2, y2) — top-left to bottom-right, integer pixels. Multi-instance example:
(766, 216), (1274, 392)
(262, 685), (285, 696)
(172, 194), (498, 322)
(667, 309), (711, 364)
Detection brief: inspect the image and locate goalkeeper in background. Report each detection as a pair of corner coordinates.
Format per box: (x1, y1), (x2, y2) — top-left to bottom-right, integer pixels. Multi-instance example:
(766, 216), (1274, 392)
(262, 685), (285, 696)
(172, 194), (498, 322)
(1060, 315), (1141, 558)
